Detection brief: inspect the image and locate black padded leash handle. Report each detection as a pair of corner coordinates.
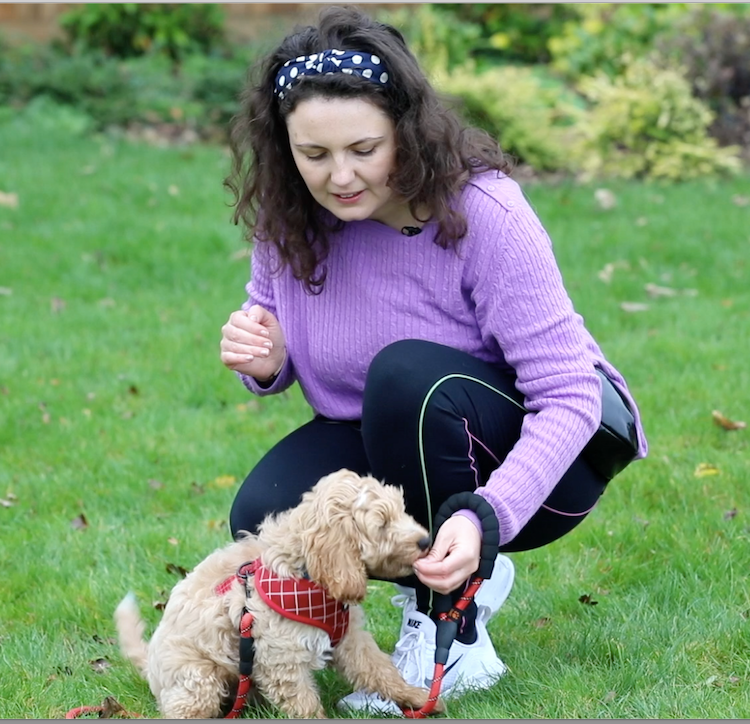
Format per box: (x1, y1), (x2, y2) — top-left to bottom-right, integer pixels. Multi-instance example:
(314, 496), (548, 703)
(432, 491), (500, 579)
(431, 492), (500, 664)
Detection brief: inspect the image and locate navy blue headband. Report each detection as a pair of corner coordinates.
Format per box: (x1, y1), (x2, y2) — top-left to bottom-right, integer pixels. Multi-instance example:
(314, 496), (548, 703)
(274, 49), (390, 99)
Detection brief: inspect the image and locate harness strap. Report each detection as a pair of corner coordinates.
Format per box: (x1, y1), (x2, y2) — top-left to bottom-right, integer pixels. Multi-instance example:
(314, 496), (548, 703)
(225, 610), (255, 719)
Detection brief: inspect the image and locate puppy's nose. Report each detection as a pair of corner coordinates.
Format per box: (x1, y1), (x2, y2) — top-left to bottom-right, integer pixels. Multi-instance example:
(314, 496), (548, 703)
(417, 536), (431, 552)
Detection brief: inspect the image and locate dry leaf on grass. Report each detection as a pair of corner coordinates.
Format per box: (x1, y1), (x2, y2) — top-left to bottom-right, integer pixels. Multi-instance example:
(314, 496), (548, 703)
(594, 188), (617, 210)
(644, 283), (678, 298)
(71, 513), (89, 530)
(51, 297), (66, 313)
(0, 191), (19, 209)
(166, 562), (190, 578)
(694, 463), (720, 477)
(712, 410), (746, 431)
(89, 657), (112, 673)
(99, 695), (131, 717)
(210, 475), (237, 489)
(620, 302), (649, 313)
(723, 508), (738, 520)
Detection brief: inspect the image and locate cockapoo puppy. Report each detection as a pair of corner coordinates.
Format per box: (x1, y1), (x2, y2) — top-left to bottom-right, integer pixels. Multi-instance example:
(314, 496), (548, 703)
(115, 469), (439, 718)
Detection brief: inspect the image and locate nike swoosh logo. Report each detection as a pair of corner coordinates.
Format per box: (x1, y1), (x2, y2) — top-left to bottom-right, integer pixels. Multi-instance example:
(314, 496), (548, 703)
(424, 655), (463, 688)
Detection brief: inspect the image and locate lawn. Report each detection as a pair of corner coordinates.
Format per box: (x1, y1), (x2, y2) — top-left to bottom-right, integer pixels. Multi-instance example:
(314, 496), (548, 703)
(1, 101), (749, 719)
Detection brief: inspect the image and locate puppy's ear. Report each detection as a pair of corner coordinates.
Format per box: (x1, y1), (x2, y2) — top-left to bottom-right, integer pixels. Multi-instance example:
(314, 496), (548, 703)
(299, 470), (369, 603)
(305, 534), (368, 604)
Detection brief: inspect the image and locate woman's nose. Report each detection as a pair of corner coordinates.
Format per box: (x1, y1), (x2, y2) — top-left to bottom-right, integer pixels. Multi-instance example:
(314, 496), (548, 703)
(330, 159), (355, 186)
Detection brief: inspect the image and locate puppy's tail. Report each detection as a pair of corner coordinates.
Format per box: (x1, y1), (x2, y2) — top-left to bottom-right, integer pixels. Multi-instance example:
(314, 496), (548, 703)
(114, 592), (150, 677)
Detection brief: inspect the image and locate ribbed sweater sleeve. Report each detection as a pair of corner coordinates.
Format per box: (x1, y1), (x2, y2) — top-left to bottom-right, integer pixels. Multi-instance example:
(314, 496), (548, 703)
(461, 179), (602, 541)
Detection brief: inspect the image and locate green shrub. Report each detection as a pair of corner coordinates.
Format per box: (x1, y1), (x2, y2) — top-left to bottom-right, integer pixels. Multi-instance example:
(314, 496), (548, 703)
(59, 3), (227, 63)
(655, 7), (750, 153)
(573, 59), (742, 181)
(0, 42), (252, 137)
(376, 5), (481, 75)
(548, 3), (694, 81)
(0, 45), (137, 127)
(436, 63), (584, 171)
(437, 3), (578, 65)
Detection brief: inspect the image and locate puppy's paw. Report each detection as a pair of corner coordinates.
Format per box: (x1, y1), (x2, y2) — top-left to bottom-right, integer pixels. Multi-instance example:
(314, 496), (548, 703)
(396, 686), (445, 715)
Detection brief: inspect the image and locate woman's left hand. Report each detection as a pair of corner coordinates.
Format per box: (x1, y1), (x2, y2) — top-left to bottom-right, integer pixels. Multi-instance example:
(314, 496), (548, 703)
(413, 515), (482, 594)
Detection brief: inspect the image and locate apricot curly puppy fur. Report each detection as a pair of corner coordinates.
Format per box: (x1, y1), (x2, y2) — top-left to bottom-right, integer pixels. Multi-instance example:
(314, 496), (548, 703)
(115, 469), (441, 718)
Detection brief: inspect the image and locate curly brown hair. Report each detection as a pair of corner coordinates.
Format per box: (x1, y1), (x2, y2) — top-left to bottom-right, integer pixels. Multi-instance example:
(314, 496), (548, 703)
(224, 4), (513, 293)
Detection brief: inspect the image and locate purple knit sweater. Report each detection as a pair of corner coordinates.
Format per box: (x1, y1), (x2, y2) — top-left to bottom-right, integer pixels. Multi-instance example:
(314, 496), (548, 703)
(238, 172), (647, 544)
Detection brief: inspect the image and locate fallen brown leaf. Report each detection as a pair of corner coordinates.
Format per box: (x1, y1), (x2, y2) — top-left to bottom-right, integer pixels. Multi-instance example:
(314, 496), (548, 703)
(89, 657), (112, 673)
(51, 297), (66, 313)
(620, 302), (649, 313)
(712, 410), (747, 431)
(723, 508), (738, 521)
(644, 283), (678, 298)
(71, 513), (89, 530)
(694, 463), (720, 477)
(166, 562), (189, 578)
(100, 695), (128, 717)
(210, 475), (236, 489)
(594, 188), (617, 210)
(0, 190), (19, 209)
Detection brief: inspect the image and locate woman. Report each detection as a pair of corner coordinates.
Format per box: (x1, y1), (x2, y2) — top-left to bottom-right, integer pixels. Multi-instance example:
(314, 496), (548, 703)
(219, 5), (647, 714)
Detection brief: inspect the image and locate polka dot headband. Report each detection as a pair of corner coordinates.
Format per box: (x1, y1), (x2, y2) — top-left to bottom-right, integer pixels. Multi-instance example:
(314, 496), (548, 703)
(274, 49), (390, 99)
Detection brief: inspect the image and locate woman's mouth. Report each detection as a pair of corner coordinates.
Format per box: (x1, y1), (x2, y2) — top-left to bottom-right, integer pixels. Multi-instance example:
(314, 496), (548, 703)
(333, 191), (364, 204)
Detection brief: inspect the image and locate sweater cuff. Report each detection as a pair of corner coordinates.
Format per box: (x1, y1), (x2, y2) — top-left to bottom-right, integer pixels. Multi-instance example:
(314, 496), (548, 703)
(452, 509), (484, 539)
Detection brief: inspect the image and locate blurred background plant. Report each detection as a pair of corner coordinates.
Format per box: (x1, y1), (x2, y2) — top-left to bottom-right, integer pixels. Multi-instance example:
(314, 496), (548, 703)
(1, 2), (748, 179)
(58, 3), (227, 62)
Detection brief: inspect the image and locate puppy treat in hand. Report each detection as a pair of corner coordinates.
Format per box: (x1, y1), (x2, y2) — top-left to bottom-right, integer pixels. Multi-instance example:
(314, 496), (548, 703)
(115, 469), (439, 719)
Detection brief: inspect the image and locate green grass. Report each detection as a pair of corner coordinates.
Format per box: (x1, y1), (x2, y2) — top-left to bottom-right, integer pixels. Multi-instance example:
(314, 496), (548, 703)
(1, 102), (749, 719)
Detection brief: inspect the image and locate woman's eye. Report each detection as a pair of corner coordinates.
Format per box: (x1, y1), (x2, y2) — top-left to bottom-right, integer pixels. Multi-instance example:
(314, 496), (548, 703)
(355, 148), (375, 157)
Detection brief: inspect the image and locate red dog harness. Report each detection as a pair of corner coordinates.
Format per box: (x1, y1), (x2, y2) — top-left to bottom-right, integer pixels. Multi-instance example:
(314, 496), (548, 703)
(218, 558), (350, 718)
(216, 558), (349, 646)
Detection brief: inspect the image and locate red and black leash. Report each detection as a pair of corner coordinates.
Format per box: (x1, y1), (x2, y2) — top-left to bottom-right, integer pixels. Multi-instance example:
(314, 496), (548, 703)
(225, 561), (258, 718)
(402, 492), (500, 719)
(225, 609), (255, 718)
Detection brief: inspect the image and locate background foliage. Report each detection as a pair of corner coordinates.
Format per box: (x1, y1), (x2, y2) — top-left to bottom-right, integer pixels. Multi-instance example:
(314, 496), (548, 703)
(2, 5), (749, 718)
(1, 2), (749, 180)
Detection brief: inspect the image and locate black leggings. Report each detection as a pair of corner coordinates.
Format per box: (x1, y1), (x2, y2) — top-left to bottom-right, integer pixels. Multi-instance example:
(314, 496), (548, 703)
(230, 339), (608, 553)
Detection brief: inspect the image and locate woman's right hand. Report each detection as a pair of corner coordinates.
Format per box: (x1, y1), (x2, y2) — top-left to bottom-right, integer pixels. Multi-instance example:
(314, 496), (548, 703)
(220, 304), (287, 382)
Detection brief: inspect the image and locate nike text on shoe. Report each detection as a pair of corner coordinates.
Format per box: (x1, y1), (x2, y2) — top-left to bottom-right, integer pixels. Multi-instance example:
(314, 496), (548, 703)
(392, 553), (515, 634)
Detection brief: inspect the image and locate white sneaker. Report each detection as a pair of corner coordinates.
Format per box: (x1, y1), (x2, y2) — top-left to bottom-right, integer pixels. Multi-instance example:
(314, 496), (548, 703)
(392, 553), (515, 636)
(337, 609), (507, 716)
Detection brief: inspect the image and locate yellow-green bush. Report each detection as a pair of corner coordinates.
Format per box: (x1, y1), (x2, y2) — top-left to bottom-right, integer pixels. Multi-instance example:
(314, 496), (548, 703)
(573, 60), (742, 181)
(435, 63), (584, 171)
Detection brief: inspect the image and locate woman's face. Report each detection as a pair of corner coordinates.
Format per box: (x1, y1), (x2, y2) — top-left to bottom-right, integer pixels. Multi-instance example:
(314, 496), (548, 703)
(285, 96), (407, 229)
